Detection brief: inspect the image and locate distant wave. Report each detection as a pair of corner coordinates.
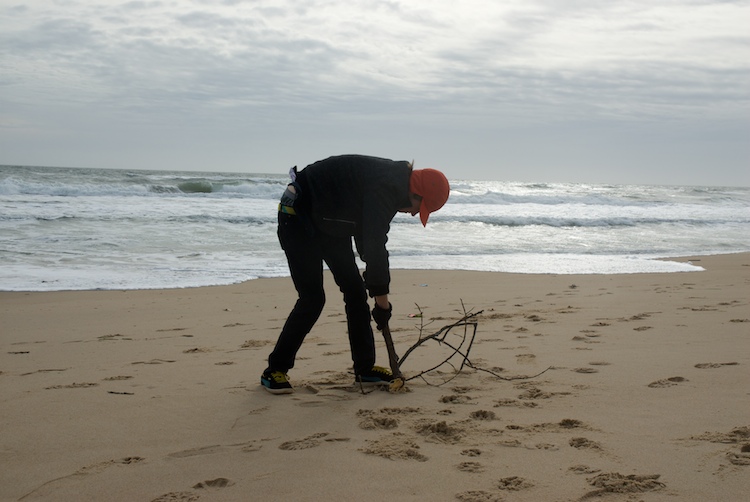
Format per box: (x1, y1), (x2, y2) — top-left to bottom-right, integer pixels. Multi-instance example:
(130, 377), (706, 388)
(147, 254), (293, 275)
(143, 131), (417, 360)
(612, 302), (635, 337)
(0, 175), (286, 199)
(450, 184), (750, 207)
(176, 181), (214, 193)
(450, 191), (666, 207)
(431, 214), (750, 228)
(0, 177), (150, 197)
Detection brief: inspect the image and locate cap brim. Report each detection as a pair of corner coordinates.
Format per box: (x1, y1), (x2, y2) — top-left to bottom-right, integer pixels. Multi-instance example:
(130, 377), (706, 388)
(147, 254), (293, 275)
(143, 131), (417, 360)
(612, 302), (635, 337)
(419, 203), (429, 226)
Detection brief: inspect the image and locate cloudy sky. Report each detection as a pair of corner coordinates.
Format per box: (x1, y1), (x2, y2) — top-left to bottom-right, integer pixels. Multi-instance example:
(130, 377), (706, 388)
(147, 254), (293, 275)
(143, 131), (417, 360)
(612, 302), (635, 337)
(1, 0), (748, 185)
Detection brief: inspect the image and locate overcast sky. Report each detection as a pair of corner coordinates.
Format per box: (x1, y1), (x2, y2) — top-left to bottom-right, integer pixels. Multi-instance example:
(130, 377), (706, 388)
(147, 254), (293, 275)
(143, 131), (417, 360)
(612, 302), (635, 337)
(1, 0), (748, 185)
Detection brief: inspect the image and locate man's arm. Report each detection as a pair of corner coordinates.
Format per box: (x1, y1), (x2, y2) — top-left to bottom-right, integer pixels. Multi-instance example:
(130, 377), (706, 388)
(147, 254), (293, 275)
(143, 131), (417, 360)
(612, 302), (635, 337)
(374, 294), (389, 309)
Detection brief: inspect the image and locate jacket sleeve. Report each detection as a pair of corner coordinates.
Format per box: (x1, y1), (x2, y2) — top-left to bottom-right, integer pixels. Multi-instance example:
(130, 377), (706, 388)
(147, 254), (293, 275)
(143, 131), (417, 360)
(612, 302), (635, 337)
(357, 189), (398, 297)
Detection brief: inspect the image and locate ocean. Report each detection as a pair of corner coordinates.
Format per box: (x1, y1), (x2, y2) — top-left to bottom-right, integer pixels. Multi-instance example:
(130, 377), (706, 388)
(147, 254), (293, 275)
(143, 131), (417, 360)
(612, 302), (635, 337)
(1, 165), (749, 292)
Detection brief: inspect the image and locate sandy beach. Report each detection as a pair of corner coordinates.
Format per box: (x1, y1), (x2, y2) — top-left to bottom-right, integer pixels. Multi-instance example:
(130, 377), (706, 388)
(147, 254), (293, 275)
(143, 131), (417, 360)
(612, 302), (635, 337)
(1, 253), (748, 502)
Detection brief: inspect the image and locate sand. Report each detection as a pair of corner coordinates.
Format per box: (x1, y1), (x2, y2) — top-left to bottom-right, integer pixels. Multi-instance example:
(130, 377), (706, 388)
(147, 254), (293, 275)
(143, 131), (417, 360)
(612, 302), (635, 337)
(1, 253), (749, 502)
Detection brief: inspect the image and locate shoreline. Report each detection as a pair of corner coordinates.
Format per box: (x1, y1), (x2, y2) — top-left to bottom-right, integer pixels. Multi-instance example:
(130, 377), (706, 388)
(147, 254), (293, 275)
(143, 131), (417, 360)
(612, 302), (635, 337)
(1, 252), (748, 501)
(3, 251), (748, 294)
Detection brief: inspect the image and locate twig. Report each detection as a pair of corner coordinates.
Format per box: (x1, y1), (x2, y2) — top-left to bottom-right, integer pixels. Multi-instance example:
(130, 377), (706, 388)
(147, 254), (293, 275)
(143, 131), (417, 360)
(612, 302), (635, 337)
(395, 301), (549, 386)
(466, 362), (552, 381)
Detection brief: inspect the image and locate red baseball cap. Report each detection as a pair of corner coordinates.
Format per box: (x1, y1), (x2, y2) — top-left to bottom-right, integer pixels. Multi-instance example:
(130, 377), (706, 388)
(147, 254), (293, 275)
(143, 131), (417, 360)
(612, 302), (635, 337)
(409, 168), (450, 226)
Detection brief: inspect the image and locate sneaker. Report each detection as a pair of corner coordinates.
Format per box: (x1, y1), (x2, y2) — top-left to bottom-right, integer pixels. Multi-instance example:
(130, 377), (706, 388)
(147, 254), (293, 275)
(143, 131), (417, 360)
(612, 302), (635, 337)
(355, 365), (394, 387)
(261, 370), (294, 394)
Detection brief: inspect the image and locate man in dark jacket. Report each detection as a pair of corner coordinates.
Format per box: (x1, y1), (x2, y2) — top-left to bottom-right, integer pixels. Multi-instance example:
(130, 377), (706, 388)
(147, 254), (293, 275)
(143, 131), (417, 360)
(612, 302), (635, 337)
(261, 155), (450, 394)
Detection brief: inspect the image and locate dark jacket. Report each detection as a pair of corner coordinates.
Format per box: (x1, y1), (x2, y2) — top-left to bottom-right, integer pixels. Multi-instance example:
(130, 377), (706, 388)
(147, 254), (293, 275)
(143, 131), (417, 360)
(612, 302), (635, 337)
(295, 155), (413, 297)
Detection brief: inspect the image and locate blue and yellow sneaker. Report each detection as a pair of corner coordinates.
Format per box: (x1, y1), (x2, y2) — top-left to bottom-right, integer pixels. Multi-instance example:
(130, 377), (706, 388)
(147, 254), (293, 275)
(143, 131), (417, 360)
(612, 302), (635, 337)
(261, 370), (294, 394)
(355, 365), (394, 387)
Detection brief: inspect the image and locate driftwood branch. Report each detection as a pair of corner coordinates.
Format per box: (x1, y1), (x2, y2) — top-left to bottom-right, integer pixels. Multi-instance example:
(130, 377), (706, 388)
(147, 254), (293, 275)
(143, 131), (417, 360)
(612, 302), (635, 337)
(396, 301), (550, 386)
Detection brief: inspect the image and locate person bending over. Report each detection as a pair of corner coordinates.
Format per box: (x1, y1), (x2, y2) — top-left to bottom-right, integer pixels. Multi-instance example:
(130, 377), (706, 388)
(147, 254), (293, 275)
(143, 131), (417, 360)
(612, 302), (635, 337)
(262, 154), (450, 394)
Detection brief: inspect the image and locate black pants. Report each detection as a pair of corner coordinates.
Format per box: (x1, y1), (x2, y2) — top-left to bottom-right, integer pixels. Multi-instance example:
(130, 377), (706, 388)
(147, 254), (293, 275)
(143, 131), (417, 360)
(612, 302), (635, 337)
(267, 212), (375, 374)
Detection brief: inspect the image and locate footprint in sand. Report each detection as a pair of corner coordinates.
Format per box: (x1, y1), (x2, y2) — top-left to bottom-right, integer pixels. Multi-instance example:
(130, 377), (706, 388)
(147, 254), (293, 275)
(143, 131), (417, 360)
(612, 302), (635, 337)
(583, 472), (665, 497)
(359, 416), (399, 430)
(414, 420), (464, 444)
(451, 386), (478, 394)
(440, 394), (473, 404)
(455, 490), (503, 502)
(360, 432), (428, 461)
(307, 370), (353, 387)
(240, 339), (272, 349)
(518, 387), (552, 399)
(168, 445), (224, 458)
(469, 410), (496, 421)
(572, 335), (599, 344)
(97, 333), (132, 341)
(457, 461), (485, 473)
(19, 457), (145, 500)
(647, 376), (687, 388)
(278, 432), (342, 450)
(193, 477), (234, 489)
(685, 428), (750, 466)
(150, 479), (232, 502)
(168, 441), (265, 459)
(506, 418), (588, 433)
(516, 353), (536, 364)
(45, 382), (99, 390)
(689, 425), (750, 444)
(624, 313), (656, 321)
(569, 464), (601, 475)
(533, 443), (559, 451)
(495, 398), (538, 408)
(20, 368), (68, 376)
(569, 437), (603, 451)
(728, 444), (750, 466)
(497, 476), (534, 491)
(150, 492), (200, 502)
(689, 306), (718, 312)
(694, 362), (739, 369)
(517, 386), (570, 401)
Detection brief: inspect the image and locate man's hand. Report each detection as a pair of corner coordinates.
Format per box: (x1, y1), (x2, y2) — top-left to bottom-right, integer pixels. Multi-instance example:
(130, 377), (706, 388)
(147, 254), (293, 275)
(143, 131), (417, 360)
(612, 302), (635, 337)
(371, 302), (392, 331)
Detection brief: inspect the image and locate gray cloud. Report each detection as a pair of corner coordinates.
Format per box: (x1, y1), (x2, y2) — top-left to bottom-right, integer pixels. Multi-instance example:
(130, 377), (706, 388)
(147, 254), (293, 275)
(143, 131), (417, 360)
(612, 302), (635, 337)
(1, 0), (748, 185)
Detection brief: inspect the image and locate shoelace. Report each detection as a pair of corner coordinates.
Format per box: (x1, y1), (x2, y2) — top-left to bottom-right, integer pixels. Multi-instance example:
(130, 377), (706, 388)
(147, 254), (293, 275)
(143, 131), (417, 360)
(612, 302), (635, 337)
(270, 372), (289, 383)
